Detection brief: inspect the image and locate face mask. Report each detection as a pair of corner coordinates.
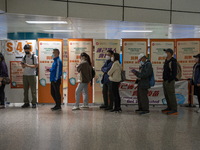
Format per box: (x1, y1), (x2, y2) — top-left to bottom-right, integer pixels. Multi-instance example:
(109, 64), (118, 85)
(105, 56), (111, 60)
(140, 61), (144, 65)
(195, 58), (199, 63)
(25, 51), (30, 55)
(163, 53), (168, 57)
(52, 54), (55, 58)
(111, 57), (114, 61)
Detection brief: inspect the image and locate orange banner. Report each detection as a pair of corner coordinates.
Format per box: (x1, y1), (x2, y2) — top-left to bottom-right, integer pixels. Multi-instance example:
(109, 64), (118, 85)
(68, 39), (93, 103)
(38, 39), (63, 104)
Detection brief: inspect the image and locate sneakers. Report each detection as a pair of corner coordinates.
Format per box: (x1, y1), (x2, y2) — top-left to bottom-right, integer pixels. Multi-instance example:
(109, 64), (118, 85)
(195, 108), (200, 113)
(51, 106), (62, 111)
(21, 103), (30, 108)
(72, 106), (81, 111)
(80, 105), (89, 109)
(166, 111), (178, 115)
(139, 110), (150, 115)
(162, 108), (171, 113)
(32, 104), (37, 108)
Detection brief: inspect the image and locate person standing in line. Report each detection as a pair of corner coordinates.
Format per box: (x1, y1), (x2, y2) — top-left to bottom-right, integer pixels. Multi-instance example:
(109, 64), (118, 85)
(100, 50), (114, 110)
(132, 53), (153, 115)
(162, 49), (178, 115)
(192, 54), (200, 113)
(72, 52), (92, 111)
(0, 53), (9, 109)
(47, 49), (63, 111)
(21, 44), (38, 108)
(108, 53), (122, 112)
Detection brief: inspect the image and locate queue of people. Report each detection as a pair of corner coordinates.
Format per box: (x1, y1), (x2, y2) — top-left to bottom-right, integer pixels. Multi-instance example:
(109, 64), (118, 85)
(0, 45), (200, 116)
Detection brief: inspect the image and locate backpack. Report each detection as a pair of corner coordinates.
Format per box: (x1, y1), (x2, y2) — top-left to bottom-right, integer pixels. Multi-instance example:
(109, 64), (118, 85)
(146, 62), (155, 87)
(23, 54), (38, 76)
(169, 61), (182, 81)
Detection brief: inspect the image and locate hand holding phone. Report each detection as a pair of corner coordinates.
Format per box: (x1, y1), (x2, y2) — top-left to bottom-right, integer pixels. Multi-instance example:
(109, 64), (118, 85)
(131, 69), (137, 73)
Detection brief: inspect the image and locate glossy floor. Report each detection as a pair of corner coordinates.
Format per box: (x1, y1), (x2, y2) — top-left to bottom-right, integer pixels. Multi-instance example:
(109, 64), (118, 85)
(0, 105), (200, 150)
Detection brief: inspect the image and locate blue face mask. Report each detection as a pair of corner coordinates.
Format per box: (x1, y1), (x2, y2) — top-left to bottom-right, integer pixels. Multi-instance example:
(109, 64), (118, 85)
(52, 54), (55, 58)
(140, 61), (144, 65)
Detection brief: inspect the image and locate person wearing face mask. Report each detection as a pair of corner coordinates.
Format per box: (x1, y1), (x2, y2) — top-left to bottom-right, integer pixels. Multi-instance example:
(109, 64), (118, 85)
(72, 52), (93, 111)
(100, 50), (114, 110)
(108, 53), (122, 112)
(132, 53), (153, 115)
(21, 44), (38, 108)
(191, 54), (200, 113)
(48, 49), (63, 111)
(162, 49), (178, 115)
(0, 53), (8, 109)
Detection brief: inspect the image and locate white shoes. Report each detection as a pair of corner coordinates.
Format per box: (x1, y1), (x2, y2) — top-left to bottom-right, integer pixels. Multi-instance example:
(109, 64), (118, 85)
(195, 108), (200, 113)
(80, 105), (89, 109)
(72, 106), (80, 111)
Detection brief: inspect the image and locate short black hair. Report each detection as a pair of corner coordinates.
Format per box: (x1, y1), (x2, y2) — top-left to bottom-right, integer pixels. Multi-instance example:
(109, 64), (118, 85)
(24, 44), (31, 50)
(53, 49), (60, 54)
(113, 53), (120, 62)
(107, 50), (114, 55)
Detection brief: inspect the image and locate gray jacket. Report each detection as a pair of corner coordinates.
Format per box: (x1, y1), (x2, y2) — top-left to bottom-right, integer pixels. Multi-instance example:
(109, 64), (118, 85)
(135, 60), (153, 89)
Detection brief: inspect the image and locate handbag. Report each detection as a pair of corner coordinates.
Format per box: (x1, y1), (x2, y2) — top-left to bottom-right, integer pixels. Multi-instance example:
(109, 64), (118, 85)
(2, 77), (11, 84)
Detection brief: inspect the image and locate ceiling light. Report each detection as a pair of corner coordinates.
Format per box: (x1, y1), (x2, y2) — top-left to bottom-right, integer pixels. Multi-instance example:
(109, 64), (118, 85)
(26, 21), (67, 24)
(43, 30), (74, 32)
(121, 30), (153, 33)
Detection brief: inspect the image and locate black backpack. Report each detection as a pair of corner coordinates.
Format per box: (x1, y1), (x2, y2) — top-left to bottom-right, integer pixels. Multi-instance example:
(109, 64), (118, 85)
(23, 54), (38, 76)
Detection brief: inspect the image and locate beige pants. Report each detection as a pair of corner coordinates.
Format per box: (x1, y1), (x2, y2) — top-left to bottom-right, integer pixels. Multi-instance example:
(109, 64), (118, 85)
(23, 75), (37, 104)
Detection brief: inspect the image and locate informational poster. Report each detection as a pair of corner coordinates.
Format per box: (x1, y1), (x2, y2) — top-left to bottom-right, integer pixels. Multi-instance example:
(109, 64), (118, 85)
(120, 81), (188, 105)
(10, 61), (24, 88)
(94, 39), (120, 103)
(150, 39), (175, 81)
(122, 39), (148, 80)
(38, 39), (63, 103)
(176, 39), (200, 79)
(68, 39), (93, 103)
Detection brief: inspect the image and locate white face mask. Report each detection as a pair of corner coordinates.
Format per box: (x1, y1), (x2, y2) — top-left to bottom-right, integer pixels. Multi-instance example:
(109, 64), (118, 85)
(105, 55), (111, 60)
(111, 57), (114, 61)
(195, 58), (199, 63)
(52, 54), (55, 59)
(163, 53), (168, 57)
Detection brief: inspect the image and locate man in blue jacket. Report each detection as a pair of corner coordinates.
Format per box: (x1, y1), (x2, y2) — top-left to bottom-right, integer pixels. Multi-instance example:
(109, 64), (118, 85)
(100, 50), (114, 110)
(49, 49), (63, 111)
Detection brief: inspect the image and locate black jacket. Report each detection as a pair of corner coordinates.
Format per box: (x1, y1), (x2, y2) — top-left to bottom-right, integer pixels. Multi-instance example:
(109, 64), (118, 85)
(163, 57), (177, 82)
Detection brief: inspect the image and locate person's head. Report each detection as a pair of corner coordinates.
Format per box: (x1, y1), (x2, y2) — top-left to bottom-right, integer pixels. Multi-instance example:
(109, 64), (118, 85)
(111, 53), (120, 62)
(163, 49), (174, 58)
(80, 52), (92, 66)
(52, 49), (60, 58)
(23, 44), (31, 55)
(138, 53), (147, 65)
(106, 50), (114, 60)
(193, 54), (200, 63)
(0, 52), (5, 62)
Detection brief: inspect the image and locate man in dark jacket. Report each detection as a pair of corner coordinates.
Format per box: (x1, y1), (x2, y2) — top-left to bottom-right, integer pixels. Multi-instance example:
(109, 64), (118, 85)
(132, 53), (153, 115)
(162, 49), (178, 115)
(100, 50), (114, 110)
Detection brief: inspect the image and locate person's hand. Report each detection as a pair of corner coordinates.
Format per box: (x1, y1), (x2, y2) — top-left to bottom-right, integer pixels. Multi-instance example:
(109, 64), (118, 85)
(197, 84), (200, 87)
(131, 69), (137, 74)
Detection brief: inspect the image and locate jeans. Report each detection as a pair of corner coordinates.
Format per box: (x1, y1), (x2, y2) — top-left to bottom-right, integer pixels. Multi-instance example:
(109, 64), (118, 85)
(51, 79), (61, 107)
(110, 81), (121, 110)
(75, 83), (89, 107)
(0, 84), (5, 105)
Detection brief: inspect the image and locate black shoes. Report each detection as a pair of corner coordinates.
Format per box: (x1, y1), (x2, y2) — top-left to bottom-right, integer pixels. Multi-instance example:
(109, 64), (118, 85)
(105, 107), (113, 111)
(99, 105), (107, 109)
(135, 109), (142, 112)
(110, 108), (122, 113)
(32, 104), (37, 108)
(139, 110), (150, 115)
(51, 106), (62, 111)
(21, 103), (30, 108)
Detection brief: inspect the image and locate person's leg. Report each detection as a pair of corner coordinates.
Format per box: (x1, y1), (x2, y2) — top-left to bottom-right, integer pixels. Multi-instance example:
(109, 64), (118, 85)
(23, 76), (29, 104)
(0, 84), (5, 106)
(102, 83), (108, 107)
(115, 82), (121, 110)
(197, 86), (200, 108)
(140, 88), (149, 111)
(137, 86), (143, 110)
(167, 80), (177, 112)
(82, 83), (89, 106)
(163, 81), (171, 110)
(54, 79), (61, 107)
(108, 82), (114, 109)
(75, 83), (84, 107)
(112, 82), (119, 110)
(29, 76), (37, 104)
(51, 82), (57, 104)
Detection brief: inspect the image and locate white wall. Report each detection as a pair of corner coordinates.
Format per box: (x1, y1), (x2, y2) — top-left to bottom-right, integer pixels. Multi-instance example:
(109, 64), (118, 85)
(3, 0), (200, 26)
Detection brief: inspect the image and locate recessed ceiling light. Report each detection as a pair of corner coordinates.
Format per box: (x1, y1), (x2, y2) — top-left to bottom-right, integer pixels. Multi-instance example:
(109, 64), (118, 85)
(121, 30), (153, 33)
(26, 21), (67, 24)
(43, 30), (74, 32)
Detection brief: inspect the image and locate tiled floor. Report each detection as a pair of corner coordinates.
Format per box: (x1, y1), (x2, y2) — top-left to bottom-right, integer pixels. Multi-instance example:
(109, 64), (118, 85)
(0, 105), (200, 150)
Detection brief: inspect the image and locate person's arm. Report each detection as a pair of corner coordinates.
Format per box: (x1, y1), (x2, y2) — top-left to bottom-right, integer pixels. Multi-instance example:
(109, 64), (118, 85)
(135, 63), (153, 79)
(1, 61), (8, 77)
(55, 59), (62, 81)
(197, 67), (200, 86)
(108, 62), (117, 76)
(169, 60), (177, 82)
(77, 63), (83, 73)
(101, 61), (112, 73)
(25, 55), (38, 68)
